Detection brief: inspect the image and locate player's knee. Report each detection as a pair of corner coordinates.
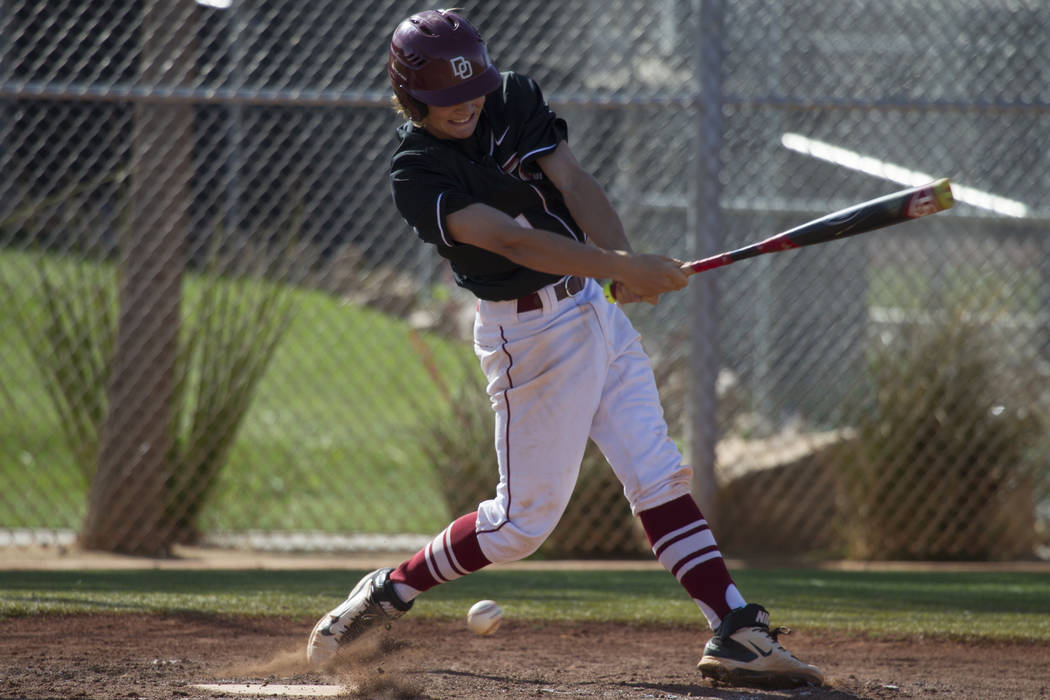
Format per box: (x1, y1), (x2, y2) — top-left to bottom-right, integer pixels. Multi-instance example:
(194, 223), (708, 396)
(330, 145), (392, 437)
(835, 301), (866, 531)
(508, 528), (548, 559)
(479, 515), (558, 563)
(624, 468), (693, 514)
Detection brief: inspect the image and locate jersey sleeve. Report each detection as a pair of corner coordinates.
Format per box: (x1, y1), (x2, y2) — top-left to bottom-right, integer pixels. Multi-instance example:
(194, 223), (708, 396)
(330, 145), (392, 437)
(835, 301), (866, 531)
(504, 73), (568, 167)
(389, 151), (475, 250)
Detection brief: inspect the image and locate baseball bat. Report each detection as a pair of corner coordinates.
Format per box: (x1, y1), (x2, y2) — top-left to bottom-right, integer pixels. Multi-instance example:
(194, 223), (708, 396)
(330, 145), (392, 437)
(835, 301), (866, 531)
(604, 178), (954, 302)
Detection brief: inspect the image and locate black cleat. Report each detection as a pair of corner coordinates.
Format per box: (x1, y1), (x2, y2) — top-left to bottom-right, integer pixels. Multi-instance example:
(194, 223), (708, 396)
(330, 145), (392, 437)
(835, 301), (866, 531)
(698, 603), (824, 688)
(306, 567), (413, 665)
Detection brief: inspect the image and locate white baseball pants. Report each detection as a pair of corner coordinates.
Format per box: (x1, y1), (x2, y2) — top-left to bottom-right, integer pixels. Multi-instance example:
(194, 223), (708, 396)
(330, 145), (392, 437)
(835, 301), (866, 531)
(471, 276), (693, 564)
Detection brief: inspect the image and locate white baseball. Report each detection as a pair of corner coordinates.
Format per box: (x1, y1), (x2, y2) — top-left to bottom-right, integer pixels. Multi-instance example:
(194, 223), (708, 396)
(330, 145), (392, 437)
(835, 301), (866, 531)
(466, 599), (502, 635)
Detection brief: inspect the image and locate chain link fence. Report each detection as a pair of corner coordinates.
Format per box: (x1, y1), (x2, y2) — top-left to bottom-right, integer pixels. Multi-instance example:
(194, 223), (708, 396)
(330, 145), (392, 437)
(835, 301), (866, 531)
(1, 0), (1047, 559)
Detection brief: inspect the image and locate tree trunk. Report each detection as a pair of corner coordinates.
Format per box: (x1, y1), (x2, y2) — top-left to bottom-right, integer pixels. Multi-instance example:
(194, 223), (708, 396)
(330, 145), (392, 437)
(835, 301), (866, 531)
(80, 2), (192, 555)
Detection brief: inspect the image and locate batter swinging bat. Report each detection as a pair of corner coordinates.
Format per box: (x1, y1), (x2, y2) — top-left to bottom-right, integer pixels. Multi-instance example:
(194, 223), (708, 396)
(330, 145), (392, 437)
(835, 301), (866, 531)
(604, 178), (954, 302)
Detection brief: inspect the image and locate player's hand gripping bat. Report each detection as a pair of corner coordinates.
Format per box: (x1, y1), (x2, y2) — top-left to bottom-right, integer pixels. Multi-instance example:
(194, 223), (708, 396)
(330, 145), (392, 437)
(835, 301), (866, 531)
(603, 178), (954, 302)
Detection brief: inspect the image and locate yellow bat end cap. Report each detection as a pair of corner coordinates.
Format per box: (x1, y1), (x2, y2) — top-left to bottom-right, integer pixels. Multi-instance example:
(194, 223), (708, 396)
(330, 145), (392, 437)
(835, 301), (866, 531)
(932, 178), (954, 210)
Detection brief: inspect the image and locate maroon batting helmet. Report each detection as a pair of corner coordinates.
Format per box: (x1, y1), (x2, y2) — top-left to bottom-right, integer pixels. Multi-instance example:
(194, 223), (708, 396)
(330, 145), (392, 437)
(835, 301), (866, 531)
(388, 9), (501, 121)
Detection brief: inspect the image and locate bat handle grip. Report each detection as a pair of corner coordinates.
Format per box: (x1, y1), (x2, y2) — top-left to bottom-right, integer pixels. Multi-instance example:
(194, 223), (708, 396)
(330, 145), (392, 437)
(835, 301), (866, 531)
(688, 253), (734, 274)
(605, 259), (700, 302)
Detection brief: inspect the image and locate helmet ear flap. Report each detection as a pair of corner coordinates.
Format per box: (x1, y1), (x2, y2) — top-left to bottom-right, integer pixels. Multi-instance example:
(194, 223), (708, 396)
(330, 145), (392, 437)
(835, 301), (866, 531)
(392, 85), (428, 122)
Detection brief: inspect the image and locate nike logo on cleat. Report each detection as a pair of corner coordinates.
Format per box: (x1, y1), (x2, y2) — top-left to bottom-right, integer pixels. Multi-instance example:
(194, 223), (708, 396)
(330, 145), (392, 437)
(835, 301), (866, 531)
(319, 615), (341, 636)
(747, 641), (773, 657)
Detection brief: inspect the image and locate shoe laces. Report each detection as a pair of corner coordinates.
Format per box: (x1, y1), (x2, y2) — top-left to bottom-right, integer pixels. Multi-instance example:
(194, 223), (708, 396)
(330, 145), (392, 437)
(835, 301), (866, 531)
(755, 625), (797, 657)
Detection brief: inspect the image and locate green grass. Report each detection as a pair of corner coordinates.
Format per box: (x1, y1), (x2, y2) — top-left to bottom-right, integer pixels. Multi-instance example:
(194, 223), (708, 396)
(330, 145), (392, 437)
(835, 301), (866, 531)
(0, 250), (479, 534)
(2, 568), (1048, 642)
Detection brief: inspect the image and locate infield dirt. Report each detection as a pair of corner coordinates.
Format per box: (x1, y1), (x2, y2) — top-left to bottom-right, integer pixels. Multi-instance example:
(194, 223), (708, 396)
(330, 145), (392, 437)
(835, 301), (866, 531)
(3, 613), (1050, 699)
(3, 546), (1050, 699)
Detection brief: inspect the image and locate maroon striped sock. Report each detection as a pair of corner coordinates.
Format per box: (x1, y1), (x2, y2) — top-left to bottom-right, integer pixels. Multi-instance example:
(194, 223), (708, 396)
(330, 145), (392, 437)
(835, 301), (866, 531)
(638, 494), (743, 626)
(389, 512), (491, 594)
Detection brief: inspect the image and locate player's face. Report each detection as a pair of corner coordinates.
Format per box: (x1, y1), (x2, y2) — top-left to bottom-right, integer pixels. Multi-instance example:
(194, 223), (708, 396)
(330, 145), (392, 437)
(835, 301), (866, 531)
(422, 96), (486, 140)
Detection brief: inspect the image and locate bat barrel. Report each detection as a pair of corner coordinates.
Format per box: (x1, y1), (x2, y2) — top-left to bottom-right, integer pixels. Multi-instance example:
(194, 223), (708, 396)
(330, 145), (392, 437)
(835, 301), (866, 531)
(777, 178), (954, 249)
(617, 179), (954, 298)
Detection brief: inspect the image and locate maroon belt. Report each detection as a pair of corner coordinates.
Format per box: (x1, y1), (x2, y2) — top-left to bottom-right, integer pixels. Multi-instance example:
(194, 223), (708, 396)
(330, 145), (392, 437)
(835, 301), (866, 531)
(516, 276), (585, 313)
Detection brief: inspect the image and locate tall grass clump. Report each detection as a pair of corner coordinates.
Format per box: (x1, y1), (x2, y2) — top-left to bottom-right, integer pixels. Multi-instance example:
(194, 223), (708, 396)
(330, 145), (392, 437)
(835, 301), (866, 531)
(8, 257), (117, 483)
(7, 211), (296, 549)
(164, 242), (296, 544)
(843, 307), (1046, 560)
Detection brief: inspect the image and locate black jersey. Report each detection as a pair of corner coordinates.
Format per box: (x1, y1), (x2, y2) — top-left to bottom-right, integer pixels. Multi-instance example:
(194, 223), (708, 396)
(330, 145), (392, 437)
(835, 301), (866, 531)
(389, 72), (586, 301)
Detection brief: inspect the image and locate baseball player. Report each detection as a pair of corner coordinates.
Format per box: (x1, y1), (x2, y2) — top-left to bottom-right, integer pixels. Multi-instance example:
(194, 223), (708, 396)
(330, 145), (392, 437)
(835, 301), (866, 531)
(307, 8), (824, 689)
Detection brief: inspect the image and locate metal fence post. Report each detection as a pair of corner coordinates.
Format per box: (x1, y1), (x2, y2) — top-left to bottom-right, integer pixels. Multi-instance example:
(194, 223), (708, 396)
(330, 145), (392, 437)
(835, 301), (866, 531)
(688, 0), (725, 522)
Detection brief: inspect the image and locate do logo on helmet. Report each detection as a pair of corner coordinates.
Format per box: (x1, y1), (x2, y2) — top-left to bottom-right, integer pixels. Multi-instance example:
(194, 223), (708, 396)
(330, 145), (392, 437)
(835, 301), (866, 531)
(450, 56), (473, 80)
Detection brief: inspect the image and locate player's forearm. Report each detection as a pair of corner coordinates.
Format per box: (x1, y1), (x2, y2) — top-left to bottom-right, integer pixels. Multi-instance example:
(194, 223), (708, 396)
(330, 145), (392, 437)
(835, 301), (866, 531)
(536, 141), (634, 254)
(446, 203), (632, 280)
(498, 227), (687, 302)
(491, 225), (633, 279)
(559, 170), (634, 253)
